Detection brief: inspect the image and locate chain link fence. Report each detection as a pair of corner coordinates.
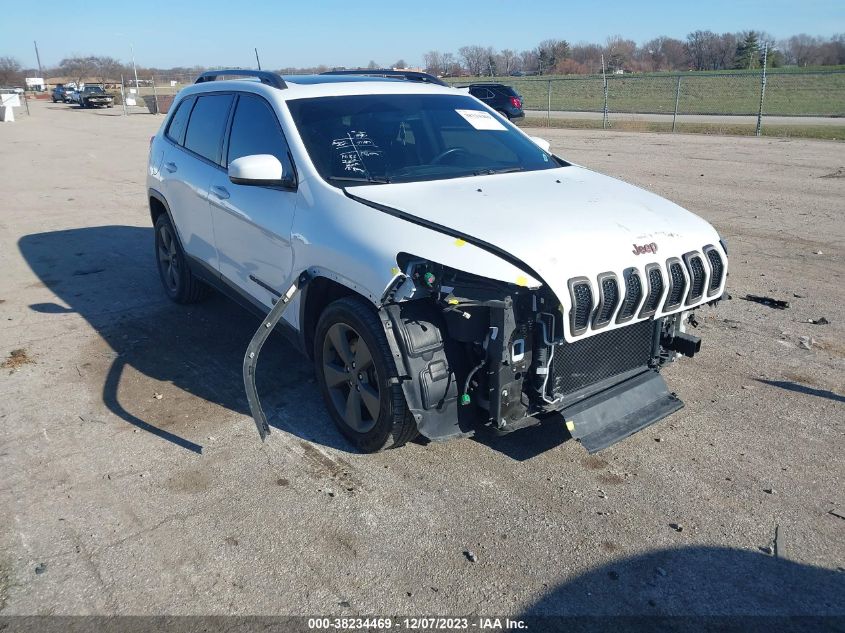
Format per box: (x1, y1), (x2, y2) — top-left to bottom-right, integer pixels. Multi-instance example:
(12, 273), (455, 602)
(447, 70), (845, 138)
(107, 68), (844, 138)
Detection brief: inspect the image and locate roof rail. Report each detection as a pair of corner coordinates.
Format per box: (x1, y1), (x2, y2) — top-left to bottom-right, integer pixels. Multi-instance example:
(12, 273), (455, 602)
(319, 69), (449, 87)
(195, 70), (287, 89)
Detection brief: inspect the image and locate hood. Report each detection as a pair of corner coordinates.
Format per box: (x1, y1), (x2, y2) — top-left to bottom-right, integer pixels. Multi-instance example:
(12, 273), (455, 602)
(350, 166), (727, 341)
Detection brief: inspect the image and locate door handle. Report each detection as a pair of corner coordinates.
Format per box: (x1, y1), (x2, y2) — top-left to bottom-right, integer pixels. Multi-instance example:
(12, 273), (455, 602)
(211, 185), (230, 200)
(164, 162), (177, 173)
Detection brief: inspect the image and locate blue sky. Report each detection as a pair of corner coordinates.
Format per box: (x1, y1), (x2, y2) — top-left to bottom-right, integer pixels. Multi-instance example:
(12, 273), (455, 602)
(2, 0), (843, 69)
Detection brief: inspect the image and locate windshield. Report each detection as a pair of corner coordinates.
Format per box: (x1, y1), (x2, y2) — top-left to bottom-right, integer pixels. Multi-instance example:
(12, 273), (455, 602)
(85, 87), (104, 93)
(287, 94), (558, 186)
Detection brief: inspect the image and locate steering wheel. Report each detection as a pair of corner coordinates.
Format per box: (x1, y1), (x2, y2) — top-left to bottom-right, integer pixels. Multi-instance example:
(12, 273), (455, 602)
(430, 147), (470, 165)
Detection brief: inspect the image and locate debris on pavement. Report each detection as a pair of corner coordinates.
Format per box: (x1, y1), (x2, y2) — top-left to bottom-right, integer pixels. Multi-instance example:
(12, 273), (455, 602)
(799, 336), (815, 350)
(806, 317), (829, 325)
(152, 392), (163, 400)
(463, 550), (478, 563)
(2, 348), (33, 371)
(669, 523), (684, 532)
(744, 294), (790, 310)
(34, 562), (47, 575)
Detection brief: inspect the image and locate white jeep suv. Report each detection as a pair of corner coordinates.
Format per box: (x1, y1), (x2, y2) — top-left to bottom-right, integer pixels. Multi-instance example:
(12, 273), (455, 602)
(147, 69), (728, 453)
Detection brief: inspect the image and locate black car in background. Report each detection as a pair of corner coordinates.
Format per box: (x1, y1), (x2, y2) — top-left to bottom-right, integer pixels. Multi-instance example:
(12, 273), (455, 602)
(466, 83), (524, 120)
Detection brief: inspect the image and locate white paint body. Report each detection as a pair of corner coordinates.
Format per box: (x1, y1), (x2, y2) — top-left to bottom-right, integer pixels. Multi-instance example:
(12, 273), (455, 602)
(148, 78), (727, 342)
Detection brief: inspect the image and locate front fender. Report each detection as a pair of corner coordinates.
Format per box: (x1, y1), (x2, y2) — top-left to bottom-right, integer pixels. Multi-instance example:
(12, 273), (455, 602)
(291, 180), (541, 309)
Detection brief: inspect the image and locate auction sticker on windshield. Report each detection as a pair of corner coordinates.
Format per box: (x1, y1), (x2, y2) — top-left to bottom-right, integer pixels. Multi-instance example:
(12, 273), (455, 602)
(455, 109), (507, 131)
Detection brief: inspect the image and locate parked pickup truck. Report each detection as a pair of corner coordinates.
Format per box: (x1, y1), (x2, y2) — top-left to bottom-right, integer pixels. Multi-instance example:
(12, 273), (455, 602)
(78, 86), (114, 108)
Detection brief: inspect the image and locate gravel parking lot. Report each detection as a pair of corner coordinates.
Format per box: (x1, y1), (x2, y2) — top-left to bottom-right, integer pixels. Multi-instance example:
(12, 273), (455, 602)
(0, 101), (843, 620)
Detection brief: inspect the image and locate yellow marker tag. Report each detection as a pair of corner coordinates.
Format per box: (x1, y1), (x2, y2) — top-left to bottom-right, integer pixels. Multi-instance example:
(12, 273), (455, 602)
(390, 267), (400, 276)
(454, 239), (467, 247)
(516, 275), (528, 287)
(448, 298), (459, 305)
(565, 420), (575, 432)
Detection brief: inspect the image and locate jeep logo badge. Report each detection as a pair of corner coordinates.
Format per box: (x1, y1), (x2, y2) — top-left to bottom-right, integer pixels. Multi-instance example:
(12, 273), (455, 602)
(632, 242), (658, 255)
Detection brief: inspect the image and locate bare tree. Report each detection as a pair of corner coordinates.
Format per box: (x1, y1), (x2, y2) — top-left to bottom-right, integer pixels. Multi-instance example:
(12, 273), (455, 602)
(570, 43), (603, 73)
(0, 56), (22, 85)
(423, 50), (441, 74)
(443, 53), (462, 77)
(604, 36), (636, 72)
(59, 56), (99, 85)
(685, 30), (718, 70)
(393, 59), (407, 69)
(519, 49), (539, 74)
(497, 49), (517, 75)
(459, 45), (488, 76)
(367, 60), (379, 69)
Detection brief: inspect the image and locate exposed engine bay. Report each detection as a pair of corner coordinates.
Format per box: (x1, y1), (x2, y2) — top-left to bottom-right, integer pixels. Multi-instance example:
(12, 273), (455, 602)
(378, 254), (718, 452)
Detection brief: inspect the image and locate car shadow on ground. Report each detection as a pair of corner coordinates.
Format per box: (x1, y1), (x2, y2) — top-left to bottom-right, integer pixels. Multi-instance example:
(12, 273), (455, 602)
(756, 379), (845, 404)
(19, 224), (582, 460)
(18, 225), (355, 455)
(516, 545), (845, 631)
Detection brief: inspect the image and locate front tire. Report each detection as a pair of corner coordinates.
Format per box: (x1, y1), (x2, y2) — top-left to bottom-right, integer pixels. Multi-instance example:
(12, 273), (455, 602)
(153, 213), (208, 304)
(314, 297), (418, 452)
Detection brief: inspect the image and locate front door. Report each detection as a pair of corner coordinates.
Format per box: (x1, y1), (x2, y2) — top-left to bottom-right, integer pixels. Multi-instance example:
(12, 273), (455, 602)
(208, 93), (299, 316)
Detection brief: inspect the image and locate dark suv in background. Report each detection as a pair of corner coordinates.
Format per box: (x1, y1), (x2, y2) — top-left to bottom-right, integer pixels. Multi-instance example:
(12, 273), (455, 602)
(466, 83), (524, 121)
(51, 85), (73, 103)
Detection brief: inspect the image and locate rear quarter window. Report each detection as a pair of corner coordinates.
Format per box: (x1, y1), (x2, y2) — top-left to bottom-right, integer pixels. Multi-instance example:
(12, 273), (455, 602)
(183, 94), (234, 164)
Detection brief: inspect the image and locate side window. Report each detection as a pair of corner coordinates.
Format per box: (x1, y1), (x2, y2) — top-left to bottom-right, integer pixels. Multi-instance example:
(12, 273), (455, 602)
(227, 95), (293, 179)
(184, 94), (234, 164)
(165, 96), (194, 145)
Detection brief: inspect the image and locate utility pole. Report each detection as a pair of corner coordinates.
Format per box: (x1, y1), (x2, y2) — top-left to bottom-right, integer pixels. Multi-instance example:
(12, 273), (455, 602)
(130, 44), (140, 92)
(33, 41), (43, 76)
(255, 48), (262, 70)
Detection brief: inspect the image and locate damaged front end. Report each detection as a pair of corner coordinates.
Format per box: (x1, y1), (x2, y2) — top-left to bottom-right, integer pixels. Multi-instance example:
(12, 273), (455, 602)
(379, 254), (711, 452)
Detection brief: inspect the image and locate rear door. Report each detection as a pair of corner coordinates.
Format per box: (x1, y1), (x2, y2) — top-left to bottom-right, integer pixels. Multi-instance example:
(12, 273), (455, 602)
(160, 92), (233, 272)
(208, 93), (298, 312)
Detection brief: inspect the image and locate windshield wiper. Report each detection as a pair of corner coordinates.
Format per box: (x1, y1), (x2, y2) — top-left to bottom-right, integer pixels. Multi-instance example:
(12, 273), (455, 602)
(328, 175), (391, 184)
(472, 166), (525, 176)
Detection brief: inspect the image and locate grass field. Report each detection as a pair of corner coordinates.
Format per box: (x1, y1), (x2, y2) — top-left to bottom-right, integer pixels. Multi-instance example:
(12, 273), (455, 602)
(519, 116), (844, 141)
(447, 71), (845, 117)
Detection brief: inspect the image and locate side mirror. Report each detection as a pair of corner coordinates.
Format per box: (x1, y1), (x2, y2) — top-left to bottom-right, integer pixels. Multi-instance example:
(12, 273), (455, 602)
(229, 154), (285, 186)
(529, 136), (552, 152)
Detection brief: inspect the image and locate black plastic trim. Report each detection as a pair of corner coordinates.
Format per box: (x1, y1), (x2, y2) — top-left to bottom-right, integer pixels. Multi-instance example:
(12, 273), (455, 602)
(320, 69), (448, 86)
(663, 257), (687, 312)
(682, 251), (707, 305)
(638, 263), (663, 319)
(567, 276), (593, 336)
(703, 244), (725, 298)
(616, 267), (644, 324)
(195, 70), (288, 89)
(592, 271), (619, 330)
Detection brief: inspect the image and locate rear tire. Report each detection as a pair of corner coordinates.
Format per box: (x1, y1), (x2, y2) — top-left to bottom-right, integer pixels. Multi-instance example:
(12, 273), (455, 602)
(314, 296), (418, 452)
(153, 213), (209, 304)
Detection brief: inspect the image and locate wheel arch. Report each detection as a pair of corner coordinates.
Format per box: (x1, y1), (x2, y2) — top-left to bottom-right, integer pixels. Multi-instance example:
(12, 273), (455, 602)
(300, 275), (359, 360)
